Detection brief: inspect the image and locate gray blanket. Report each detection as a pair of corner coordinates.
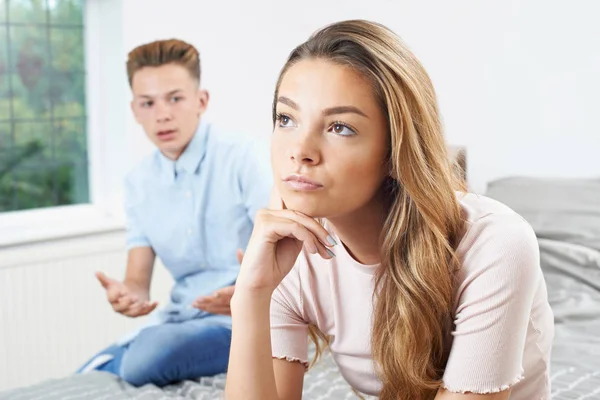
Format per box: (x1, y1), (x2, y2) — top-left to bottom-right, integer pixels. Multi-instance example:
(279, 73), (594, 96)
(539, 239), (600, 399)
(0, 352), (371, 400)
(2, 238), (599, 399)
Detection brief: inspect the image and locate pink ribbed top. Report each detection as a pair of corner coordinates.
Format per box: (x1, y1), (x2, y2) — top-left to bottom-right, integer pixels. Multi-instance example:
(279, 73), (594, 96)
(270, 193), (554, 399)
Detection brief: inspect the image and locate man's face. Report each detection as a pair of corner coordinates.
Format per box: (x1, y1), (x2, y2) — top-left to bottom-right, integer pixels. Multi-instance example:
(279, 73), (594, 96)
(130, 63), (208, 160)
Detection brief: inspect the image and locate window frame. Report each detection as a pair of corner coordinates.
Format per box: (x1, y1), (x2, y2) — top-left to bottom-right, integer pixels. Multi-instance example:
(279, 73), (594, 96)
(0, 0), (128, 247)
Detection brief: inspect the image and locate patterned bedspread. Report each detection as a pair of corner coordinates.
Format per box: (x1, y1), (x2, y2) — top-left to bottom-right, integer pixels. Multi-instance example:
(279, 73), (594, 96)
(2, 348), (599, 400)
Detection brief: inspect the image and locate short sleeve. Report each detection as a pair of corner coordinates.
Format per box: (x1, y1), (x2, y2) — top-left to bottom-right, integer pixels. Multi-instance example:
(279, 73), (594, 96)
(442, 214), (541, 394)
(270, 261), (309, 368)
(124, 176), (151, 250)
(238, 138), (272, 222)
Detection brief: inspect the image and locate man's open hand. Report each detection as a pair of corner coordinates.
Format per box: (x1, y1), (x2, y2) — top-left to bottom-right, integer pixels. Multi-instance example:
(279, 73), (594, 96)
(192, 249), (244, 315)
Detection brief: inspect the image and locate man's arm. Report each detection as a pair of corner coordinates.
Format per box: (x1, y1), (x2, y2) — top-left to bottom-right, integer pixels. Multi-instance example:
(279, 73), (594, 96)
(124, 246), (156, 294)
(96, 175), (158, 317)
(122, 174), (155, 292)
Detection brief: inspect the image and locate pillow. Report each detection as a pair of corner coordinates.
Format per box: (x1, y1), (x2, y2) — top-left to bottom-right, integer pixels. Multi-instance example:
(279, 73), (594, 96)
(485, 177), (600, 251)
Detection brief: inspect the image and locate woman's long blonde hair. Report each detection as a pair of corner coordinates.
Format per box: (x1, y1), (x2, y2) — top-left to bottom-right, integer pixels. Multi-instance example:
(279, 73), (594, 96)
(273, 20), (465, 400)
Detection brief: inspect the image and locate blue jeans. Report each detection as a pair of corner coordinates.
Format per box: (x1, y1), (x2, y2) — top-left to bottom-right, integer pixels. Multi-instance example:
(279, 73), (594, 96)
(77, 320), (232, 387)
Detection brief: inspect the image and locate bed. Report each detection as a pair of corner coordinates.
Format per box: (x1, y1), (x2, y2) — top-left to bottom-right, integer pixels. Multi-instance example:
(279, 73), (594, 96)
(486, 177), (600, 399)
(2, 176), (599, 399)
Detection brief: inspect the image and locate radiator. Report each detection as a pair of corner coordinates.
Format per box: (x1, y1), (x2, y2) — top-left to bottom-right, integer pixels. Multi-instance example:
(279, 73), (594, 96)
(0, 231), (173, 391)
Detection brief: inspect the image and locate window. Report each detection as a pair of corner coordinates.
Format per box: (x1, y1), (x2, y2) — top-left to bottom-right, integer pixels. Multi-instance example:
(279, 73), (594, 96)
(0, 0), (87, 212)
(0, 0), (131, 247)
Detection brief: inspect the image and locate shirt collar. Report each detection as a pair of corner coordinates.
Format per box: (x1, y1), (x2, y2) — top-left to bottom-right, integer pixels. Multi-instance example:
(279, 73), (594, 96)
(157, 119), (210, 182)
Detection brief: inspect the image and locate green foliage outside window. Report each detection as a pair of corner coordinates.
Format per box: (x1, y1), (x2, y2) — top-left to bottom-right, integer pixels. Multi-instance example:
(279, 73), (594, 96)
(0, 0), (88, 212)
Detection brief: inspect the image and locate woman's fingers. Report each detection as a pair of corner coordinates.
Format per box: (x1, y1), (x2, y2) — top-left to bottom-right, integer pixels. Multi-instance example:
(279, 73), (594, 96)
(280, 210), (336, 248)
(313, 236), (336, 260)
(260, 209), (337, 257)
(236, 207), (338, 292)
(271, 216), (334, 260)
(273, 217), (319, 253)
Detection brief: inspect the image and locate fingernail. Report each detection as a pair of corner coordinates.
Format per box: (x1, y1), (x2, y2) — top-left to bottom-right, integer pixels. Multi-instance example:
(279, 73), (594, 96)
(326, 235), (337, 246)
(326, 248), (335, 258)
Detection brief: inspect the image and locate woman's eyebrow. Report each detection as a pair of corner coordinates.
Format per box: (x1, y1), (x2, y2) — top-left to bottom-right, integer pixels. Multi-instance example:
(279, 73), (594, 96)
(277, 96), (299, 110)
(323, 106), (369, 118)
(278, 96), (369, 119)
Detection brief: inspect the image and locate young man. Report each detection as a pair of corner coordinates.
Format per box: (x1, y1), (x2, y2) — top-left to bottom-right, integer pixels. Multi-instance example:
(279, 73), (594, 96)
(78, 39), (272, 386)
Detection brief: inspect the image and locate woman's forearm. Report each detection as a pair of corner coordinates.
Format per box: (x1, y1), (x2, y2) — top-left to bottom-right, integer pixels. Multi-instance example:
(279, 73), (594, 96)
(225, 289), (279, 400)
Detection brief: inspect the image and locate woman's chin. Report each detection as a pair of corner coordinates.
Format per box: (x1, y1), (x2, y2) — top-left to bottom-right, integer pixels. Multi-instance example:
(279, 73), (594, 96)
(283, 196), (329, 219)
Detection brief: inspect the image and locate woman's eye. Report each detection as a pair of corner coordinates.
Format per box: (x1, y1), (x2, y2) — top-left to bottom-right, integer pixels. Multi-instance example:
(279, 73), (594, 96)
(277, 114), (296, 128)
(329, 123), (356, 136)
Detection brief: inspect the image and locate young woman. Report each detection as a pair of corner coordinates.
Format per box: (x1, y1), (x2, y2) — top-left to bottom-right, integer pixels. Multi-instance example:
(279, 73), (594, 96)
(225, 20), (554, 400)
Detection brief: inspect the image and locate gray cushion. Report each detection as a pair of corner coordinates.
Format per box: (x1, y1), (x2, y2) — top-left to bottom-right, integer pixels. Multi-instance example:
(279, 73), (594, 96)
(485, 177), (600, 251)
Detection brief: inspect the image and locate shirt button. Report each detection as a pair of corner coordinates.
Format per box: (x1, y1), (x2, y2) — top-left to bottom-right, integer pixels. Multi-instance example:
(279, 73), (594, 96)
(185, 191), (191, 198)
(186, 228), (192, 236)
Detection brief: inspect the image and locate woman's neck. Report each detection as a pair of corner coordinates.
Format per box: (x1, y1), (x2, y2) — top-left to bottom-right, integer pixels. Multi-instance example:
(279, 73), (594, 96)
(327, 191), (387, 265)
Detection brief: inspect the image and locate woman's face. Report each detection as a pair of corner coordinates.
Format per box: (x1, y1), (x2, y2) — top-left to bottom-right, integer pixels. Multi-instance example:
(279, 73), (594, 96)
(271, 58), (389, 218)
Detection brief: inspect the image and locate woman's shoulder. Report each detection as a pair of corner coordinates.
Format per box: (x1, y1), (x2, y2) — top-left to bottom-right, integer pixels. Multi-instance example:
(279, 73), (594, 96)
(457, 192), (535, 236)
(455, 192), (540, 274)
(457, 191), (526, 221)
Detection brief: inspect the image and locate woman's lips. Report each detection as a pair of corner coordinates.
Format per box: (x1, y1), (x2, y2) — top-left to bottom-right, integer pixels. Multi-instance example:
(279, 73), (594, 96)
(283, 175), (323, 191)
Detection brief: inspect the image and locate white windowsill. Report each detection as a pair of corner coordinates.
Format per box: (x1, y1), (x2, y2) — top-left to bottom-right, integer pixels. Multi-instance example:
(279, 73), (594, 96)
(0, 204), (125, 248)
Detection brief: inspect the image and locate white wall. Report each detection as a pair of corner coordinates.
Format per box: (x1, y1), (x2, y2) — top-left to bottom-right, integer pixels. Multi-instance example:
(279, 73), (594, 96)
(116, 0), (600, 193)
